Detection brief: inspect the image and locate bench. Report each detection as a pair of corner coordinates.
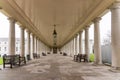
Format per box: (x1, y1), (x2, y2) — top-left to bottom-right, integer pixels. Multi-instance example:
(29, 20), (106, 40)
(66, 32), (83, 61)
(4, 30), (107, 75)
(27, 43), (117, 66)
(60, 52), (62, 54)
(74, 54), (88, 62)
(74, 55), (78, 61)
(79, 54), (88, 62)
(33, 53), (37, 59)
(47, 52), (51, 54)
(63, 53), (67, 56)
(33, 53), (40, 59)
(42, 52), (46, 56)
(19, 56), (26, 65)
(3, 55), (26, 68)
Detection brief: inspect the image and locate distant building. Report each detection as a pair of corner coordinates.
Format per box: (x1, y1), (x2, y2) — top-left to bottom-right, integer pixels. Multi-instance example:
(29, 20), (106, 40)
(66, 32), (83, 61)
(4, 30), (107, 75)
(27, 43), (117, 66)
(0, 38), (27, 56)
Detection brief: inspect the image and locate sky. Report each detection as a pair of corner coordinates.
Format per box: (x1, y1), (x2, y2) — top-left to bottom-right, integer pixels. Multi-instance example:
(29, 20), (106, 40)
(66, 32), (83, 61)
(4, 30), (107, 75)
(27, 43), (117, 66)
(0, 11), (111, 43)
(83, 11), (111, 44)
(0, 13), (27, 38)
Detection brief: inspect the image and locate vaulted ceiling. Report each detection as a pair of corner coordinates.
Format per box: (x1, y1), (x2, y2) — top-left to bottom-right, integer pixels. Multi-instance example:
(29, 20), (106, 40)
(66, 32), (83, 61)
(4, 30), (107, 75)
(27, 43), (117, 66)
(0, 0), (115, 47)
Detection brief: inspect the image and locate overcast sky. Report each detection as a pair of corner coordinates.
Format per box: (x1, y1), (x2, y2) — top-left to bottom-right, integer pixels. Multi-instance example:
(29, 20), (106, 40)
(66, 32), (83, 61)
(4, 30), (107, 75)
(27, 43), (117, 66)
(0, 13), (27, 38)
(0, 11), (111, 43)
(83, 11), (111, 44)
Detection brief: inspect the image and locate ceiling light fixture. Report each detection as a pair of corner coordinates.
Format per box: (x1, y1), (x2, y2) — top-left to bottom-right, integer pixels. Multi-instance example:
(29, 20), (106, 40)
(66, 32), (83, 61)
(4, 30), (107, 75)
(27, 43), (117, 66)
(53, 24), (57, 46)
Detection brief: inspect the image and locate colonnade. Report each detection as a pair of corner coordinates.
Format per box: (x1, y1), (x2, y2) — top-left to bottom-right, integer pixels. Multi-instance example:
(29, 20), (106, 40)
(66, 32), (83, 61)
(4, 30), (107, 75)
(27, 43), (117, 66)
(1, 1), (120, 70)
(61, 1), (120, 69)
(7, 17), (50, 60)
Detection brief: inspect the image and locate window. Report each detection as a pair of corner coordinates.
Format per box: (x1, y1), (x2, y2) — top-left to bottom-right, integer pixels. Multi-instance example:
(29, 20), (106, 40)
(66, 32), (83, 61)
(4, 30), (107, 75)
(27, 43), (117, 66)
(16, 47), (18, 51)
(16, 42), (18, 44)
(4, 47), (7, 51)
(4, 42), (7, 44)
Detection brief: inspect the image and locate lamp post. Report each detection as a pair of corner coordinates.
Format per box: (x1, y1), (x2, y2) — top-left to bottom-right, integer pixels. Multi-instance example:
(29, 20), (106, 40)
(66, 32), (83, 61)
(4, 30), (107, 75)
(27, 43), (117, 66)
(53, 24), (57, 46)
(53, 24), (57, 53)
(53, 24), (57, 38)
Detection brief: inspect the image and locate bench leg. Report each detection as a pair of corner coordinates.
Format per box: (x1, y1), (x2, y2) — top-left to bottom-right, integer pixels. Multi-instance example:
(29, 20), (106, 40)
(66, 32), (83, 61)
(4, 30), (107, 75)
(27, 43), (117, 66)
(3, 63), (5, 68)
(10, 63), (12, 68)
(19, 60), (21, 66)
(24, 57), (26, 64)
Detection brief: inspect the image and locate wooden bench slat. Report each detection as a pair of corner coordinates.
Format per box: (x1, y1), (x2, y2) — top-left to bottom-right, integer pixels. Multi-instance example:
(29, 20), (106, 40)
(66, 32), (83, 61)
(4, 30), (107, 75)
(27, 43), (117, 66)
(3, 54), (26, 68)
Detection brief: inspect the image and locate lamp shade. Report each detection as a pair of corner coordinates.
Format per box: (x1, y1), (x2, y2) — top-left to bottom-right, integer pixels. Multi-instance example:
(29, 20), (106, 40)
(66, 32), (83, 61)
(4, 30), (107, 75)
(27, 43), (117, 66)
(53, 29), (57, 38)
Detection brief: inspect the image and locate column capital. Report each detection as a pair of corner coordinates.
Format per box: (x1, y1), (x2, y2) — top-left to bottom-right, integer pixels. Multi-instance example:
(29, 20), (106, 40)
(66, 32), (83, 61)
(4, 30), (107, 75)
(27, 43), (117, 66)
(8, 17), (16, 23)
(38, 38), (40, 41)
(36, 37), (39, 40)
(26, 29), (31, 34)
(110, 1), (120, 9)
(34, 36), (37, 39)
(31, 33), (34, 36)
(75, 33), (78, 38)
(79, 29), (83, 33)
(84, 25), (90, 30)
(20, 26), (25, 30)
(93, 17), (101, 23)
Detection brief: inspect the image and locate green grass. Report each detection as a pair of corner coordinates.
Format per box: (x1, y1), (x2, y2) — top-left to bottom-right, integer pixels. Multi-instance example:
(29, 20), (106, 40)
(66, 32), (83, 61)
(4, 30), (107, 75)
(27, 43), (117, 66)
(0, 57), (3, 65)
(89, 53), (94, 62)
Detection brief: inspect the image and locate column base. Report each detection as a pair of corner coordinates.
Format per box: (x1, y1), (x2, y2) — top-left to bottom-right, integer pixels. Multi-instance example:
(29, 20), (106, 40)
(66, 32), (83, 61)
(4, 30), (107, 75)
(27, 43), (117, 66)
(111, 66), (120, 70)
(109, 67), (120, 73)
(93, 62), (103, 66)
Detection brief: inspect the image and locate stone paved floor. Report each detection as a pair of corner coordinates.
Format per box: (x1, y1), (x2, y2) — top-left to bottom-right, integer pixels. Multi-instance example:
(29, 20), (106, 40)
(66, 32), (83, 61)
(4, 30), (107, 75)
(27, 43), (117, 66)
(0, 54), (120, 80)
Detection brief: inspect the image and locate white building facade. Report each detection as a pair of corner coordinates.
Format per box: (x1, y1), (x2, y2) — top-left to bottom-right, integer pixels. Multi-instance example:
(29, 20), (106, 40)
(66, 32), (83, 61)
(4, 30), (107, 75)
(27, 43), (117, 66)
(0, 38), (26, 56)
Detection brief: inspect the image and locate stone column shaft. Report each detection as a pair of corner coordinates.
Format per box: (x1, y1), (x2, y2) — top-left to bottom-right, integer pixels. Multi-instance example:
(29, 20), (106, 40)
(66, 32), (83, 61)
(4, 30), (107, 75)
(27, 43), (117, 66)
(39, 40), (41, 54)
(27, 30), (31, 57)
(79, 31), (83, 54)
(111, 1), (120, 69)
(75, 35), (78, 55)
(70, 40), (72, 56)
(37, 39), (39, 54)
(93, 17), (102, 64)
(34, 37), (36, 53)
(20, 27), (25, 57)
(73, 38), (75, 55)
(8, 17), (16, 55)
(31, 34), (34, 59)
(85, 26), (89, 61)
(71, 41), (73, 56)
(35, 37), (37, 53)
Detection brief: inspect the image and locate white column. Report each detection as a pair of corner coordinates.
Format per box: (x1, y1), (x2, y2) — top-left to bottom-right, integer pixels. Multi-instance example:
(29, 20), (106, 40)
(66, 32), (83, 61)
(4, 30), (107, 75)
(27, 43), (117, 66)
(35, 37), (37, 53)
(31, 33), (34, 59)
(93, 17), (102, 64)
(72, 39), (74, 55)
(26, 30), (31, 58)
(85, 26), (90, 61)
(37, 39), (39, 54)
(73, 38), (75, 55)
(8, 17), (16, 55)
(77, 34), (79, 54)
(39, 40), (42, 54)
(69, 42), (71, 55)
(20, 27), (25, 57)
(79, 30), (83, 54)
(71, 39), (74, 57)
(111, 1), (120, 69)
(70, 40), (72, 56)
(68, 43), (70, 56)
(75, 35), (78, 55)
(34, 36), (36, 53)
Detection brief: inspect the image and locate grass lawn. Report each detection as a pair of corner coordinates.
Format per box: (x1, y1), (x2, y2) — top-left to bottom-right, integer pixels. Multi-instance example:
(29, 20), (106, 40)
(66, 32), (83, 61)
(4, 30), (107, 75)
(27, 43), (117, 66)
(0, 57), (3, 65)
(89, 53), (94, 62)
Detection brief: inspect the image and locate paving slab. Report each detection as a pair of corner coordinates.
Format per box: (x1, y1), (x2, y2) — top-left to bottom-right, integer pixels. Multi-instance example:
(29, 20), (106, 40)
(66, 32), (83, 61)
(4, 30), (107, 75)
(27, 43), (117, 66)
(0, 54), (120, 80)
